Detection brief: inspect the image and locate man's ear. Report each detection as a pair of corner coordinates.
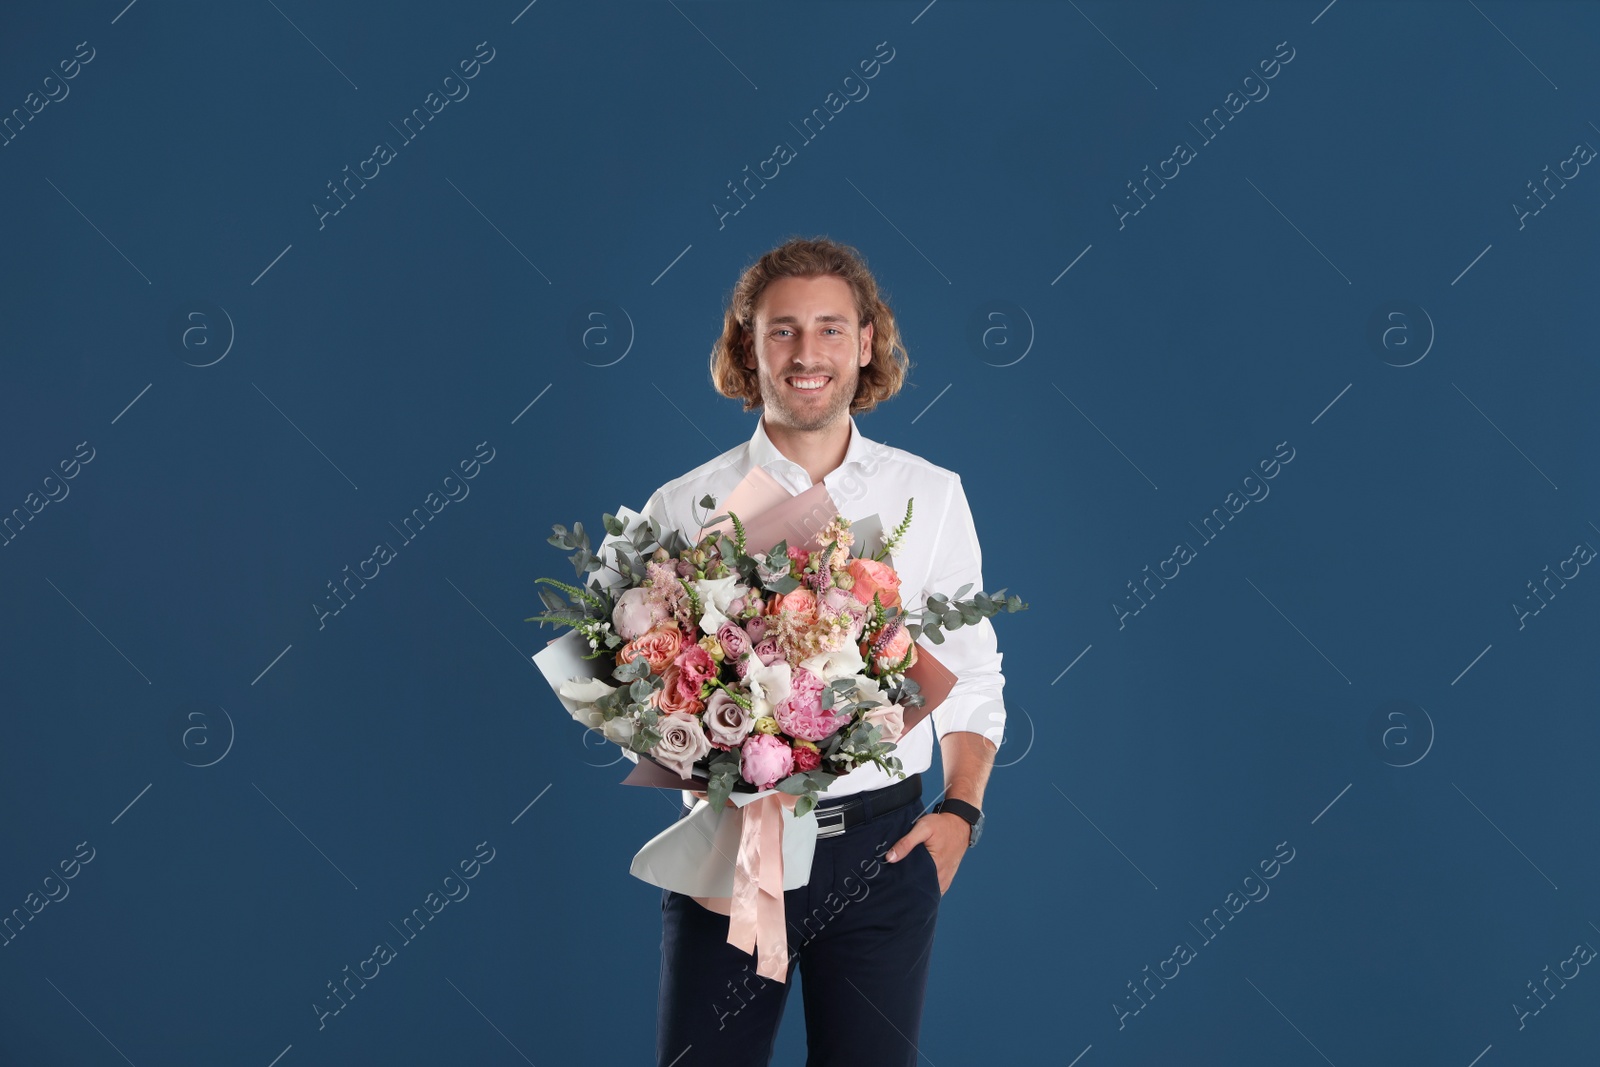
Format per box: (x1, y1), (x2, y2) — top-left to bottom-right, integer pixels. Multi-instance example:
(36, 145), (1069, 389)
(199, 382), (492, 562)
(741, 332), (755, 369)
(859, 321), (874, 366)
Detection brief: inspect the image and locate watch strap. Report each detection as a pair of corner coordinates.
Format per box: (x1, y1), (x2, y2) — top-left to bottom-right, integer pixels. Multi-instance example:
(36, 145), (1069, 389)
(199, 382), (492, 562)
(933, 797), (982, 826)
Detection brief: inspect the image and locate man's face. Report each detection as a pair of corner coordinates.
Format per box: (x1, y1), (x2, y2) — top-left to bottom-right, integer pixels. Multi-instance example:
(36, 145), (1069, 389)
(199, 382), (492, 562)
(742, 274), (873, 432)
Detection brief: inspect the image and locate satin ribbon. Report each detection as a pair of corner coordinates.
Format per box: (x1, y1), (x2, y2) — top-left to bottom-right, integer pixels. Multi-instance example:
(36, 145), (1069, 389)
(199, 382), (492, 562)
(691, 791), (798, 983)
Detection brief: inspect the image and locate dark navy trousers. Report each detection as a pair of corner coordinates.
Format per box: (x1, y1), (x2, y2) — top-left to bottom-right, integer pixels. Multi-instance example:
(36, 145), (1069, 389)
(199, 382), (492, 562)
(656, 784), (942, 1067)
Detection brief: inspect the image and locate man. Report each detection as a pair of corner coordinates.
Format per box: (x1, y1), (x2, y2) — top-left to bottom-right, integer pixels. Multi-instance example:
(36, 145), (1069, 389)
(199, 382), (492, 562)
(639, 236), (1006, 1066)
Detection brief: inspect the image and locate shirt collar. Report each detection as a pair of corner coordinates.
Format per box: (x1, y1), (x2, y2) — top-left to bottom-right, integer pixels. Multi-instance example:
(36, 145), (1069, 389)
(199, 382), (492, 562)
(748, 413), (874, 486)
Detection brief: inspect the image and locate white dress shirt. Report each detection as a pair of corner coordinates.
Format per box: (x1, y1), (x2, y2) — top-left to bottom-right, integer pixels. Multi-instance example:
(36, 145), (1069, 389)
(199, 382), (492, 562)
(602, 413), (1006, 801)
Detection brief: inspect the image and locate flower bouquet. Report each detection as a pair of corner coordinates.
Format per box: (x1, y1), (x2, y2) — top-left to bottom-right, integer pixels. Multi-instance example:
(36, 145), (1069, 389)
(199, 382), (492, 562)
(528, 494), (1026, 818)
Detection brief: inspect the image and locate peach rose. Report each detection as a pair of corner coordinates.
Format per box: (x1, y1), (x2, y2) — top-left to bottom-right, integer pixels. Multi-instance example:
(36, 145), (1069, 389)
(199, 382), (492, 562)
(768, 587), (817, 621)
(618, 624), (683, 675)
(654, 663), (705, 715)
(846, 558), (902, 609)
(864, 624), (916, 673)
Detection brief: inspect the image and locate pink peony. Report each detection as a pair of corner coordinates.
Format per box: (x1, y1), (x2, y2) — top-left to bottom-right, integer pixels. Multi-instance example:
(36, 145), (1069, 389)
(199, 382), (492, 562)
(716, 621), (751, 661)
(740, 733), (794, 790)
(674, 644), (716, 700)
(613, 586), (666, 640)
(775, 667), (848, 742)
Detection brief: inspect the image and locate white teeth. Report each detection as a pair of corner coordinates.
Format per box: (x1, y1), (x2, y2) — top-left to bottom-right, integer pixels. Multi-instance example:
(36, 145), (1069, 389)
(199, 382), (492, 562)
(789, 376), (828, 391)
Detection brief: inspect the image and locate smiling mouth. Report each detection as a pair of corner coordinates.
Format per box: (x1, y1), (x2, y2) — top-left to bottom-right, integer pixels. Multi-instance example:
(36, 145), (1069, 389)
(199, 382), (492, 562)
(786, 374), (831, 392)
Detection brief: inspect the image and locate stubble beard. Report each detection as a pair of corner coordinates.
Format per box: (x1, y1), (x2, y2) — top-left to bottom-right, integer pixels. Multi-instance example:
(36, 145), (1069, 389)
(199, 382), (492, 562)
(758, 360), (860, 432)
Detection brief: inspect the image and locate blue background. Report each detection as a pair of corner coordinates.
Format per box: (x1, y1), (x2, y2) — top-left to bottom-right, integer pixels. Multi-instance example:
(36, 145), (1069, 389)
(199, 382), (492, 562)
(2, 1), (1597, 1064)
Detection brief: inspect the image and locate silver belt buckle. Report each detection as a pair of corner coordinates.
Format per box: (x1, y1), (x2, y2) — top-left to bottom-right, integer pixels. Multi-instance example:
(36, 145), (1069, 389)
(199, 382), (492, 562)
(814, 805), (847, 838)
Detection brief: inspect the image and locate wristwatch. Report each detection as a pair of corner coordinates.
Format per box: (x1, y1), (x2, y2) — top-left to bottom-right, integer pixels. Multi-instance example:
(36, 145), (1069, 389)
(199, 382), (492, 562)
(932, 797), (984, 847)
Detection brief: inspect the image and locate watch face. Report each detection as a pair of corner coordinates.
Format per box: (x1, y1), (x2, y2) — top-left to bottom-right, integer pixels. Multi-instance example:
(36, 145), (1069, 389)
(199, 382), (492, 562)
(970, 815), (984, 847)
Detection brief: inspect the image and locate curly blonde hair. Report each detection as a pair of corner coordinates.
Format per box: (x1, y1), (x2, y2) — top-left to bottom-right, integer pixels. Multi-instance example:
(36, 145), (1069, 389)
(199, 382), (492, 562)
(709, 236), (911, 414)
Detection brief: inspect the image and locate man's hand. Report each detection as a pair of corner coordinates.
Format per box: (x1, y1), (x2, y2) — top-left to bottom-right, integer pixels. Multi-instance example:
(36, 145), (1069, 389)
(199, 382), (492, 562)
(885, 811), (969, 895)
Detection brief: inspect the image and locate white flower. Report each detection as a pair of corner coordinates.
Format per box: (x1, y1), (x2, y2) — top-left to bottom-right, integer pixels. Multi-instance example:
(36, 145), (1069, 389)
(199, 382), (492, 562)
(602, 715), (637, 745)
(693, 575), (748, 635)
(798, 642), (866, 684)
(742, 656), (792, 719)
(848, 673), (891, 708)
(558, 676), (618, 730)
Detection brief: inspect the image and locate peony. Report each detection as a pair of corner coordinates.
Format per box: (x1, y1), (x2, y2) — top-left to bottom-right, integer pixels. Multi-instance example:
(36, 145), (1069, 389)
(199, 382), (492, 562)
(704, 690), (755, 747)
(740, 732), (794, 790)
(650, 711), (712, 779)
(846, 558), (902, 609)
(716, 621), (751, 662)
(862, 704), (905, 744)
(613, 586), (666, 640)
(768, 587), (817, 621)
(673, 643), (716, 700)
(654, 663), (705, 715)
(775, 667), (848, 742)
(791, 742), (821, 773)
(619, 625), (683, 675)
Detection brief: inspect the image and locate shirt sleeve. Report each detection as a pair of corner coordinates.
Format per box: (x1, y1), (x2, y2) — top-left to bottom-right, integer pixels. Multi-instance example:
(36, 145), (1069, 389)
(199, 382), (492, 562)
(916, 475), (1007, 748)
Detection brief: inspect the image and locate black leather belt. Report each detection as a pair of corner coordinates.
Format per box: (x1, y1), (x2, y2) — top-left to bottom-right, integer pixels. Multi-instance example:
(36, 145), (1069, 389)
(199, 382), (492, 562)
(685, 773), (923, 838)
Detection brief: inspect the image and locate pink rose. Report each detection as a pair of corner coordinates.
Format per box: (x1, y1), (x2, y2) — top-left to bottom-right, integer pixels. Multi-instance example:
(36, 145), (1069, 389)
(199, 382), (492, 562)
(704, 690), (754, 747)
(786, 545), (810, 568)
(862, 704), (905, 744)
(791, 743), (821, 773)
(613, 586), (666, 640)
(775, 667), (848, 742)
(846, 558), (902, 609)
(744, 615), (772, 643)
(753, 637), (783, 666)
(650, 711), (712, 779)
(740, 732), (795, 790)
(716, 621), (751, 661)
(674, 644), (716, 700)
